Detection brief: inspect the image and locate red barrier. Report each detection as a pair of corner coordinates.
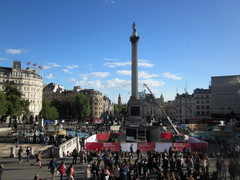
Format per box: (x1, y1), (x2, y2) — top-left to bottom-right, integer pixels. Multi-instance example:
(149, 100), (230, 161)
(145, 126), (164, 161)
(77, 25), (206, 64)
(103, 142), (120, 152)
(138, 143), (155, 152)
(173, 143), (191, 152)
(96, 133), (110, 141)
(160, 132), (173, 140)
(190, 142), (208, 152)
(86, 142), (103, 151)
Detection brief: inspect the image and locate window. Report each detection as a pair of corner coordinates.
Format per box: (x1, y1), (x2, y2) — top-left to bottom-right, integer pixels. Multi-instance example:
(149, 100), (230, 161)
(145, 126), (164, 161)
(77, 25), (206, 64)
(201, 112), (205, 116)
(206, 106), (210, 109)
(196, 100), (200, 104)
(197, 111), (200, 116)
(196, 106), (200, 109)
(201, 106), (204, 109)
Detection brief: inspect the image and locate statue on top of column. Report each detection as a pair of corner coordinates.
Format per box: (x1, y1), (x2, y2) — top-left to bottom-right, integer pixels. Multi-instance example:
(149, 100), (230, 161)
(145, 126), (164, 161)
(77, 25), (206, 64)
(132, 22), (137, 36)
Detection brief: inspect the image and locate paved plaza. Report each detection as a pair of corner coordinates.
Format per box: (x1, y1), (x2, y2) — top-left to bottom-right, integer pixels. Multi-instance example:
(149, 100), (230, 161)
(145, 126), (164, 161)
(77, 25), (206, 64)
(0, 156), (87, 180)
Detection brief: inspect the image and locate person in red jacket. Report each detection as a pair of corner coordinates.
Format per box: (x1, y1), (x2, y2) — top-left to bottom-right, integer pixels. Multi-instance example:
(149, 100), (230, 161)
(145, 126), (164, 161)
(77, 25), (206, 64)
(59, 161), (66, 180)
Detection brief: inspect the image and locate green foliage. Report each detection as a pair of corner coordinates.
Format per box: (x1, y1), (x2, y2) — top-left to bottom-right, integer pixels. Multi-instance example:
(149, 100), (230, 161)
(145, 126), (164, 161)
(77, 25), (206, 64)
(73, 93), (91, 121)
(51, 100), (73, 119)
(3, 81), (30, 126)
(0, 91), (8, 116)
(4, 81), (23, 117)
(41, 99), (59, 120)
(114, 104), (127, 115)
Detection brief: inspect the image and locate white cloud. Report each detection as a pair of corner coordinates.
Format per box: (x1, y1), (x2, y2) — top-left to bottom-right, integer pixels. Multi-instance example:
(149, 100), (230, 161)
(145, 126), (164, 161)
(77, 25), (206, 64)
(139, 79), (165, 88)
(139, 71), (159, 79)
(103, 58), (118, 61)
(163, 72), (182, 80)
(90, 72), (110, 78)
(117, 70), (131, 76)
(0, 57), (8, 61)
(105, 0), (116, 3)
(46, 73), (54, 79)
(105, 78), (131, 89)
(79, 72), (110, 79)
(70, 78), (77, 82)
(6, 49), (24, 54)
(43, 62), (61, 70)
(66, 65), (78, 69)
(63, 69), (72, 74)
(138, 60), (154, 68)
(104, 62), (131, 68)
(104, 60), (153, 68)
(75, 80), (104, 89)
(117, 70), (158, 79)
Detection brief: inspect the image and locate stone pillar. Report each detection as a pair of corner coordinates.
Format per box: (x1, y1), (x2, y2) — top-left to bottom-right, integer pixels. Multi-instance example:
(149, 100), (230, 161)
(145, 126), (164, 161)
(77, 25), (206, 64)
(10, 147), (16, 158)
(130, 22), (140, 100)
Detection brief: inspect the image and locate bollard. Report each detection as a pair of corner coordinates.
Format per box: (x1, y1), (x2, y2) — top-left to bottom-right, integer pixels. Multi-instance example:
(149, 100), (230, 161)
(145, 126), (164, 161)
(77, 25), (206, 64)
(10, 147), (16, 158)
(30, 146), (35, 159)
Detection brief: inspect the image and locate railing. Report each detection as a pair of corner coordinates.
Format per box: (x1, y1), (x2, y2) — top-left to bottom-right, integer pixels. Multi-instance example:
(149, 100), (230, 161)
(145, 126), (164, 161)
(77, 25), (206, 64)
(0, 135), (52, 144)
(52, 136), (81, 158)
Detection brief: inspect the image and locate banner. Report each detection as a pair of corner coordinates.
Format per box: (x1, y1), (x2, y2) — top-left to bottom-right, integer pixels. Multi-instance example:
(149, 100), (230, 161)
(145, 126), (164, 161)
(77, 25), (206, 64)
(190, 143), (208, 152)
(84, 134), (97, 145)
(103, 142), (120, 152)
(93, 118), (104, 124)
(160, 132), (173, 140)
(155, 143), (172, 152)
(85, 142), (103, 151)
(120, 143), (137, 152)
(96, 133), (110, 141)
(173, 143), (191, 152)
(138, 143), (155, 152)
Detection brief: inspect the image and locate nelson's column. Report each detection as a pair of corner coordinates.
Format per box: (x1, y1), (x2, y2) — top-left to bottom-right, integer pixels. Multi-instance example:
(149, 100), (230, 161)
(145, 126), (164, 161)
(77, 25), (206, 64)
(128, 22), (142, 121)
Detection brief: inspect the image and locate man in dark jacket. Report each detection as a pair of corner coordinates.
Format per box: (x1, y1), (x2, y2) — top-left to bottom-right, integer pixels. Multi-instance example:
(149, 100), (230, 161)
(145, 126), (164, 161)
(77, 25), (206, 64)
(72, 148), (78, 164)
(48, 157), (58, 180)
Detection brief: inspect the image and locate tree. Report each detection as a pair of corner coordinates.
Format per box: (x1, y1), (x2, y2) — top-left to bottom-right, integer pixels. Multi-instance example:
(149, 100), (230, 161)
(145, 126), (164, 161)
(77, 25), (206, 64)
(0, 91), (8, 116)
(41, 99), (59, 120)
(73, 93), (91, 122)
(4, 81), (24, 127)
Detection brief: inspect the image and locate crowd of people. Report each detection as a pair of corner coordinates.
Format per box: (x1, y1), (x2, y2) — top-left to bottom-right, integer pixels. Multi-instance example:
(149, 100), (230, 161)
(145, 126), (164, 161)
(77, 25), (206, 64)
(85, 146), (240, 180)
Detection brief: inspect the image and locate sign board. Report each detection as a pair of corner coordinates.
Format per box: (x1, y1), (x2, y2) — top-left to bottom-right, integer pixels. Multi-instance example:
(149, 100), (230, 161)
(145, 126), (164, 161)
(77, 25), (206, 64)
(96, 134), (110, 141)
(85, 142), (103, 151)
(120, 143), (137, 152)
(103, 142), (120, 152)
(173, 143), (191, 152)
(155, 143), (172, 152)
(138, 142), (155, 152)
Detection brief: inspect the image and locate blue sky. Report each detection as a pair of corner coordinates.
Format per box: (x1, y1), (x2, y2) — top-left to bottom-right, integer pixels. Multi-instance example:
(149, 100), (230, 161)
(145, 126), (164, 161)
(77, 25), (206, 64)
(0, 0), (240, 104)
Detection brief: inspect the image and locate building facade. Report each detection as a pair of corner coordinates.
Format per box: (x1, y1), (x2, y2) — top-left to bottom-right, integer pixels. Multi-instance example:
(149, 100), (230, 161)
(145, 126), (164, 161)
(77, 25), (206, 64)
(211, 75), (240, 118)
(0, 61), (43, 122)
(193, 88), (211, 119)
(43, 84), (113, 118)
(175, 93), (194, 123)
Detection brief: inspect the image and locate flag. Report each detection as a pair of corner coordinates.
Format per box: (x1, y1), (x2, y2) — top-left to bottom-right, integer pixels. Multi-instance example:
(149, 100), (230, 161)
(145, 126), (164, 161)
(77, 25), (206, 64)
(38, 65), (43, 70)
(33, 63), (37, 66)
(27, 62), (31, 65)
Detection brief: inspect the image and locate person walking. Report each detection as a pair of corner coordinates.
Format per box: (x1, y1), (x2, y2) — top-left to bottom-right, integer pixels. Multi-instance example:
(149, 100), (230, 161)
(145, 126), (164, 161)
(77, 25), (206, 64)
(130, 144), (133, 158)
(14, 136), (19, 148)
(18, 146), (23, 163)
(84, 164), (92, 180)
(26, 146), (31, 162)
(58, 161), (66, 180)
(66, 164), (75, 180)
(0, 163), (3, 180)
(34, 151), (42, 168)
(48, 157), (58, 180)
(72, 148), (78, 164)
